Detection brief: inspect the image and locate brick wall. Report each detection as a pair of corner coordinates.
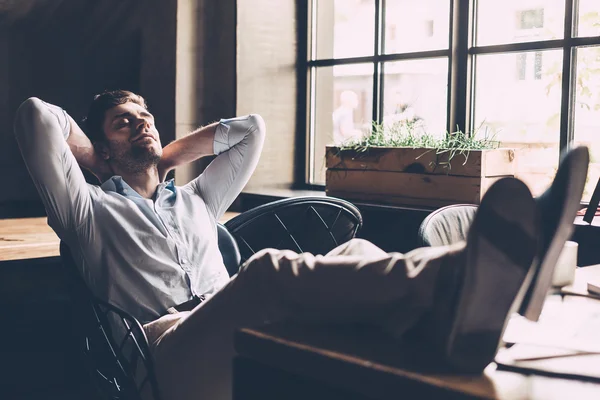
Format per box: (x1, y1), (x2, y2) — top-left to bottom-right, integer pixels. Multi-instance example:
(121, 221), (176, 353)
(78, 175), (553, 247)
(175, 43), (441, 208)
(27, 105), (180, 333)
(237, 0), (297, 189)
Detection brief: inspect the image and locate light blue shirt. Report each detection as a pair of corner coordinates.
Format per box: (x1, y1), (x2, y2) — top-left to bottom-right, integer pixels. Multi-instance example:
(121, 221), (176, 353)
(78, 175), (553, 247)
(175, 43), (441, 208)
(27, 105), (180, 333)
(14, 98), (266, 323)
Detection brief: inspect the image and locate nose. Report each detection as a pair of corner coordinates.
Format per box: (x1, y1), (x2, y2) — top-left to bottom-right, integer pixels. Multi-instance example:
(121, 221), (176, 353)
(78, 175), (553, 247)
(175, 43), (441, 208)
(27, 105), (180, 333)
(135, 117), (150, 132)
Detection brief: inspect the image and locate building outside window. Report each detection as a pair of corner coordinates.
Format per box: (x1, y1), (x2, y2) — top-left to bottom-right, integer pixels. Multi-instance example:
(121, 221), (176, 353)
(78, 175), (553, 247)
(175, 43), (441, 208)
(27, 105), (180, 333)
(303, 0), (600, 201)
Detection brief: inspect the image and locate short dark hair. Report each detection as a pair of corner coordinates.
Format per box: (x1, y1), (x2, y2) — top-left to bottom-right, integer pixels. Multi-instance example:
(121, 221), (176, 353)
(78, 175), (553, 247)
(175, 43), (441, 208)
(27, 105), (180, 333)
(84, 90), (147, 143)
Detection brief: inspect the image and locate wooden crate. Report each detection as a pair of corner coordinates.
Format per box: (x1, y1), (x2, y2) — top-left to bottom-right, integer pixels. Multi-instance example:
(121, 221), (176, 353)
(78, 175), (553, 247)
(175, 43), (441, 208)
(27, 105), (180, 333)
(325, 146), (517, 208)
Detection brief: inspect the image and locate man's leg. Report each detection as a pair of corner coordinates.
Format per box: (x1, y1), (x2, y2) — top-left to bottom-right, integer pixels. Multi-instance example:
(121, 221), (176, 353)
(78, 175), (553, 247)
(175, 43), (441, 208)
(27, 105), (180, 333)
(147, 178), (538, 400)
(324, 235), (388, 257)
(147, 239), (462, 400)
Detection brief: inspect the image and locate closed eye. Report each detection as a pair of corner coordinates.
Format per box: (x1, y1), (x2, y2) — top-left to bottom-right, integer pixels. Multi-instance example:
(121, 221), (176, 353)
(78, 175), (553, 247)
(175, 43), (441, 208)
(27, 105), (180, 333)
(116, 119), (130, 128)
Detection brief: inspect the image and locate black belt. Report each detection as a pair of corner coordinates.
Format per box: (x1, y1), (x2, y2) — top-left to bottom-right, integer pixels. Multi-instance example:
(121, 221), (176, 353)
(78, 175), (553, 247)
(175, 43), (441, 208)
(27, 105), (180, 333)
(166, 294), (206, 314)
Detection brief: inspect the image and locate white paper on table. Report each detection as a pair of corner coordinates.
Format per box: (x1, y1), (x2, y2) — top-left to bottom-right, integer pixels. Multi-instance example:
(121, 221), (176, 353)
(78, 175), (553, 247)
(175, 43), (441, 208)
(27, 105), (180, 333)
(502, 295), (600, 356)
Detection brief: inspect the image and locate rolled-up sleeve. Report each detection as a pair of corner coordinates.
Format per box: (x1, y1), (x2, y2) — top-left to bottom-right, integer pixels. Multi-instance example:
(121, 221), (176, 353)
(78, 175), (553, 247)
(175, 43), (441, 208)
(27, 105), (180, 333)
(14, 97), (92, 236)
(187, 114), (266, 220)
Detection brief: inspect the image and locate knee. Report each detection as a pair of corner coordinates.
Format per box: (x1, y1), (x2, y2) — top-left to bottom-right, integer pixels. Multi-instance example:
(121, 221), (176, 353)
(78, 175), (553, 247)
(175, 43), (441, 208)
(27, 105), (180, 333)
(327, 238), (385, 257)
(346, 238), (372, 247)
(239, 248), (293, 276)
(239, 248), (316, 280)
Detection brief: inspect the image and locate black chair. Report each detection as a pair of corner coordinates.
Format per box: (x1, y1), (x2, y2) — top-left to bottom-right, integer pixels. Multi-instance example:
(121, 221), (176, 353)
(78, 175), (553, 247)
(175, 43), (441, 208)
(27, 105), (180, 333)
(61, 242), (160, 400)
(417, 204), (478, 247)
(62, 222), (241, 400)
(62, 197), (362, 399)
(217, 223), (242, 276)
(224, 196), (363, 263)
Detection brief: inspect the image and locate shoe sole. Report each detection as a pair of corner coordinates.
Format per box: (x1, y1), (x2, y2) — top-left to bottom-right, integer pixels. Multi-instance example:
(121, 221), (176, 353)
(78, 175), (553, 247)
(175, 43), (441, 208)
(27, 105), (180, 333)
(519, 146), (589, 321)
(444, 178), (538, 372)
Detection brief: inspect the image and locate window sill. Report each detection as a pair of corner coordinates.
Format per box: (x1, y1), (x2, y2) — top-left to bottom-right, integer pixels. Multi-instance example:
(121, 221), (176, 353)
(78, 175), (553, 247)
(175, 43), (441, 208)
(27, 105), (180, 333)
(235, 186), (600, 264)
(241, 186), (326, 200)
(239, 186), (595, 216)
(235, 186), (436, 213)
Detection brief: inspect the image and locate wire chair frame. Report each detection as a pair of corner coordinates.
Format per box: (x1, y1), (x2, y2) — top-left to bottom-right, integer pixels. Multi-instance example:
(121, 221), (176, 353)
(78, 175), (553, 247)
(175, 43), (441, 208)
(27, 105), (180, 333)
(225, 196), (363, 263)
(62, 196), (362, 399)
(61, 243), (162, 400)
(92, 299), (160, 400)
(62, 221), (241, 399)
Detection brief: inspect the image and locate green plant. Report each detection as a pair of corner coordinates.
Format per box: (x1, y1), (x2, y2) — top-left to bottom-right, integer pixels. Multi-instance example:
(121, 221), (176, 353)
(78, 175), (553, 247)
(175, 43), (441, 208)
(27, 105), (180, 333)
(335, 119), (500, 171)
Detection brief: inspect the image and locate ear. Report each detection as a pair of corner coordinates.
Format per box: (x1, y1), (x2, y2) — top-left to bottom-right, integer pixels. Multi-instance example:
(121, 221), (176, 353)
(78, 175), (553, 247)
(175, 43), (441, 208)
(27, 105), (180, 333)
(94, 142), (110, 161)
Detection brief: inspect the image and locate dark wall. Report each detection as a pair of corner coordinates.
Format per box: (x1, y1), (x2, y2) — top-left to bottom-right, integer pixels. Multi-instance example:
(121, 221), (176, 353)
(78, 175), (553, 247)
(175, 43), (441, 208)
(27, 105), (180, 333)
(0, 0), (234, 216)
(0, 0), (148, 218)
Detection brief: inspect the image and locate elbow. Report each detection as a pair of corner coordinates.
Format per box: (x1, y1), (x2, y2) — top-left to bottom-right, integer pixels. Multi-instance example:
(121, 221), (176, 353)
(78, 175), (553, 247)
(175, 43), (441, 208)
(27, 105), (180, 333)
(14, 97), (44, 137)
(17, 97), (44, 120)
(248, 114), (266, 140)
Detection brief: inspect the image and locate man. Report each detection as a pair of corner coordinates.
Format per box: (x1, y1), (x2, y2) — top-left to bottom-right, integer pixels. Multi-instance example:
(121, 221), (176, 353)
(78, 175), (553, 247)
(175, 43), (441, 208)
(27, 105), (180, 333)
(332, 90), (363, 144)
(14, 90), (588, 400)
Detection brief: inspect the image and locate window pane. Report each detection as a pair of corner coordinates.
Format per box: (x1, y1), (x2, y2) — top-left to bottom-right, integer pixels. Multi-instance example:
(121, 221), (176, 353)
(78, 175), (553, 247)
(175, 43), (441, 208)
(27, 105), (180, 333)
(475, 0), (564, 46)
(382, 58), (448, 137)
(314, 0), (375, 60)
(311, 64), (374, 184)
(384, 0), (450, 54)
(572, 46), (600, 202)
(576, 0), (600, 38)
(473, 50), (563, 196)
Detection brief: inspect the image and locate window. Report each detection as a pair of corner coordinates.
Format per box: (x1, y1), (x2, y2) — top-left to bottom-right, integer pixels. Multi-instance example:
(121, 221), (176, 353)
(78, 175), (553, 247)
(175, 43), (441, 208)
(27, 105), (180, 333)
(302, 0), (600, 201)
(516, 52), (543, 81)
(305, 0), (451, 184)
(518, 9), (544, 30)
(425, 20), (435, 37)
(473, 0), (599, 197)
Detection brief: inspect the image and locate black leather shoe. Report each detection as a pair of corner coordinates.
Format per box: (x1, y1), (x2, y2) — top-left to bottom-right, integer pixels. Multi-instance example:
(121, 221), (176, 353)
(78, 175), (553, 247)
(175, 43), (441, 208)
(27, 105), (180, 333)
(518, 146), (589, 321)
(442, 177), (538, 372)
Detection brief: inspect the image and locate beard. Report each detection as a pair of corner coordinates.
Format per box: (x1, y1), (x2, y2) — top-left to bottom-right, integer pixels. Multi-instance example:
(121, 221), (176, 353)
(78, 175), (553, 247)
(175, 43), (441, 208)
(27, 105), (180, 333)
(109, 141), (163, 174)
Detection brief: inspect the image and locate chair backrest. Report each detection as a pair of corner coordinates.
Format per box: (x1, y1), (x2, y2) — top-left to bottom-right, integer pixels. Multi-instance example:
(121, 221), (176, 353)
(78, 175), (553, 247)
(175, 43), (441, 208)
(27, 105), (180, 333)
(60, 242), (161, 400)
(224, 196), (363, 263)
(418, 204), (478, 247)
(60, 198), (359, 398)
(60, 224), (238, 400)
(217, 222), (242, 276)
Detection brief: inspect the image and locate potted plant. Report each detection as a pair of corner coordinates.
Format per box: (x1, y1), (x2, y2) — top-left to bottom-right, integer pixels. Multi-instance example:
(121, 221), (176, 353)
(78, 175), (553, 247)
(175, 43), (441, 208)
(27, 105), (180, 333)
(325, 120), (517, 208)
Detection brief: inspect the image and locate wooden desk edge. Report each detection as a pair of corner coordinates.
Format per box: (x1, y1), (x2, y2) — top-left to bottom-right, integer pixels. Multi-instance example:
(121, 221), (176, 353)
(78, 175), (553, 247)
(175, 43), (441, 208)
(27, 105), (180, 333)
(0, 212), (241, 262)
(234, 327), (498, 399)
(235, 326), (600, 400)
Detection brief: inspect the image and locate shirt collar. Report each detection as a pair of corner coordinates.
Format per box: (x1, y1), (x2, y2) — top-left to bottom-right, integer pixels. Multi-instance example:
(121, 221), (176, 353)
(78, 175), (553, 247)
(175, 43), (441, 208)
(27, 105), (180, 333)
(100, 176), (126, 194)
(100, 176), (175, 198)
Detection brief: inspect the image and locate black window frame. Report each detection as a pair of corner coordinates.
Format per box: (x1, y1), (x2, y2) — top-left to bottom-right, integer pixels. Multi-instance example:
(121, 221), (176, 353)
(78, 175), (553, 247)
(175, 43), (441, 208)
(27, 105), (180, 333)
(296, 0), (600, 190)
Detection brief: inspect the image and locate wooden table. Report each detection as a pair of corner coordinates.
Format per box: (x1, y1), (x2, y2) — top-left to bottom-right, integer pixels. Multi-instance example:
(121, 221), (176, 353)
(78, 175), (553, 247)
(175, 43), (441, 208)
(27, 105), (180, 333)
(0, 211), (241, 262)
(233, 270), (600, 400)
(0, 218), (60, 261)
(234, 325), (600, 400)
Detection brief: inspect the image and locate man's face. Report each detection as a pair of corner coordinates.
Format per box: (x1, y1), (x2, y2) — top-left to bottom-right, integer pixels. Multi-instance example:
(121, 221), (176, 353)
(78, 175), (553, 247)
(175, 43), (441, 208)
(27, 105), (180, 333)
(100, 101), (163, 172)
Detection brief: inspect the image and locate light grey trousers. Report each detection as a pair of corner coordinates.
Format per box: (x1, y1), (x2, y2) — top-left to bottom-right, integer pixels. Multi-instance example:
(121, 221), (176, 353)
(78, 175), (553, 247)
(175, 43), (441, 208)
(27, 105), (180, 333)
(143, 238), (465, 400)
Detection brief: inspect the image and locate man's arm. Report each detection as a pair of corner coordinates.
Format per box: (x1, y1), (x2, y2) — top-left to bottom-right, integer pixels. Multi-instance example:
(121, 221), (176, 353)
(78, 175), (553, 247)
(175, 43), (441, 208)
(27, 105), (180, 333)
(158, 122), (219, 181)
(65, 115), (113, 183)
(182, 115), (266, 219)
(14, 98), (95, 236)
